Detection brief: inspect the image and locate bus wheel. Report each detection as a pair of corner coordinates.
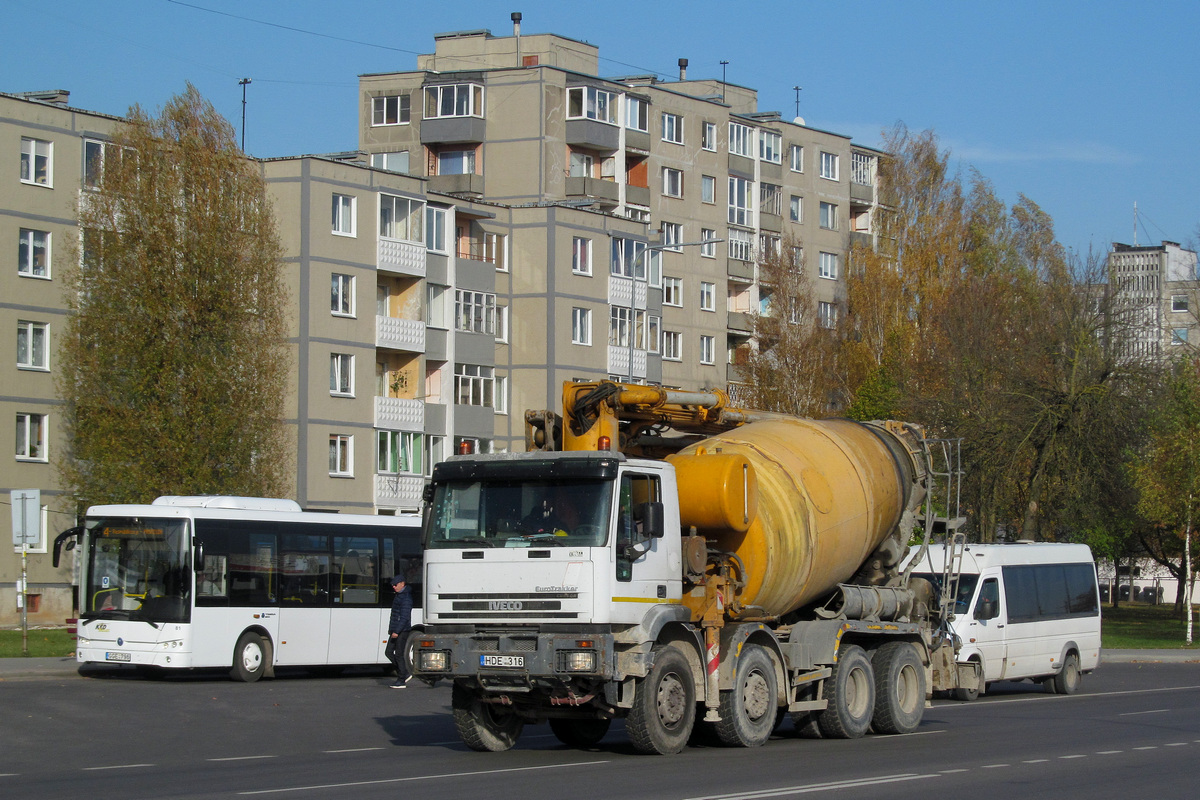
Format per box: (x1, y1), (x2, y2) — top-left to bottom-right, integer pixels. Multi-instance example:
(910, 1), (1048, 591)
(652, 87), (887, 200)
(1052, 652), (1081, 695)
(716, 644), (778, 747)
(549, 717), (611, 748)
(818, 644), (874, 739)
(871, 642), (925, 734)
(231, 632), (267, 682)
(627, 644), (696, 755)
(452, 683), (523, 751)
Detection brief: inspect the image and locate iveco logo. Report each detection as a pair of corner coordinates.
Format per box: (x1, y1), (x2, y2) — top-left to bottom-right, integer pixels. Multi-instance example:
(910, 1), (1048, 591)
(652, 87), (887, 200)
(489, 600), (523, 611)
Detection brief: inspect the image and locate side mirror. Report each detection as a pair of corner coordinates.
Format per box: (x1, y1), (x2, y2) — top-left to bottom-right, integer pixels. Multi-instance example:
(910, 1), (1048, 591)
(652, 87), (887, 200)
(194, 541), (205, 572)
(977, 598), (997, 620)
(53, 527), (83, 569)
(640, 502), (665, 539)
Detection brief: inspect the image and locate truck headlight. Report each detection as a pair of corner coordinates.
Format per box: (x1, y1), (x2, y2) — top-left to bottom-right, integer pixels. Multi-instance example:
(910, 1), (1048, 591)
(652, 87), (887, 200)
(561, 650), (597, 672)
(419, 650), (449, 672)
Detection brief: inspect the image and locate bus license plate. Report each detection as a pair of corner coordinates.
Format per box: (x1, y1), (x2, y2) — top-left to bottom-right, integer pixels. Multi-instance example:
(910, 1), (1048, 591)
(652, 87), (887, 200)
(105, 651), (131, 662)
(480, 655), (524, 668)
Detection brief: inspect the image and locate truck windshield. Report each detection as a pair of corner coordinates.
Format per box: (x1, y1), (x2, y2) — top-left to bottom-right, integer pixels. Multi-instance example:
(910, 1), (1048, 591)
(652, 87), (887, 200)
(83, 517), (191, 624)
(426, 478), (612, 549)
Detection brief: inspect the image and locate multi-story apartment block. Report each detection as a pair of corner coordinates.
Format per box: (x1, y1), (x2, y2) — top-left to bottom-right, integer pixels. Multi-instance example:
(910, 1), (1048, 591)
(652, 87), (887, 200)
(1108, 241), (1199, 361)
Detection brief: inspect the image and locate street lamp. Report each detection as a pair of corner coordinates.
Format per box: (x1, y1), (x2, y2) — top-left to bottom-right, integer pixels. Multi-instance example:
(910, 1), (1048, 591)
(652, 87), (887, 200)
(239, 78), (252, 152)
(626, 236), (723, 382)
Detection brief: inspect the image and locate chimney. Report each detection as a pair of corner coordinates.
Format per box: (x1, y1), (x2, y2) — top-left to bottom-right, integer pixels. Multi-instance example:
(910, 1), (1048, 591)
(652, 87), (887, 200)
(512, 11), (522, 36)
(678, 59), (688, 81)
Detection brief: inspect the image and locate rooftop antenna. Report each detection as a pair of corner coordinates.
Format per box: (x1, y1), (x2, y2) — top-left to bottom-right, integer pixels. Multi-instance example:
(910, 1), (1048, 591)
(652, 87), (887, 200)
(720, 60), (729, 102)
(1133, 201), (1138, 246)
(793, 86), (802, 119)
(239, 78), (251, 152)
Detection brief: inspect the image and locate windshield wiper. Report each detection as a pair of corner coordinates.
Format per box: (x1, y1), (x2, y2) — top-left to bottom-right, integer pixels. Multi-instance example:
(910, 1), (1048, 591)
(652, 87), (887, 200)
(455, 537), (496, 548)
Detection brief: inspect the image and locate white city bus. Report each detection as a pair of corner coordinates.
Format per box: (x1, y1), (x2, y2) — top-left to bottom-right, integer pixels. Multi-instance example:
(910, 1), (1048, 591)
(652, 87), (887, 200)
(904, 541), (1101, 699)
(54, 496), (422, 681)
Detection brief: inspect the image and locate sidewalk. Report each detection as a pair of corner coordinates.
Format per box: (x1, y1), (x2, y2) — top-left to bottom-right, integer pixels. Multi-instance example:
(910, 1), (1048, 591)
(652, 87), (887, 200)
(0, 650), (1196, 682)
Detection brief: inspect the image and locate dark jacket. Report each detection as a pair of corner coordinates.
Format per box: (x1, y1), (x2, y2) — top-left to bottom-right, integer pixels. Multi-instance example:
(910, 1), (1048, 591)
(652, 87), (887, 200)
(388, 584), (413, 635)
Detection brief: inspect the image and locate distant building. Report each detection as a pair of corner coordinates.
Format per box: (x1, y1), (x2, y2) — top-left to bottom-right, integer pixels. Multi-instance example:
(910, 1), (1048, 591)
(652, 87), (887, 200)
(1107, 241), (1199, 361)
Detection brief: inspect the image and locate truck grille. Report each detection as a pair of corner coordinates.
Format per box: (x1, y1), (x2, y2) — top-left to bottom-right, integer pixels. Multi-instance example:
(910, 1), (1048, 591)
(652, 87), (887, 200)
(433, 592), (580, 620)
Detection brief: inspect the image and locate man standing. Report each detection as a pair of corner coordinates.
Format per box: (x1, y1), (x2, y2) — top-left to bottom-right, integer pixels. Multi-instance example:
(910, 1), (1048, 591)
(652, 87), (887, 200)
(386, 573), (413, 688)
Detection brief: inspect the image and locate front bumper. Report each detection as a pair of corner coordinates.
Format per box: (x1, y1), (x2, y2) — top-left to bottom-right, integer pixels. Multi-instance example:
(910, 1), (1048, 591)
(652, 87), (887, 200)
(412, 626), (615, 690)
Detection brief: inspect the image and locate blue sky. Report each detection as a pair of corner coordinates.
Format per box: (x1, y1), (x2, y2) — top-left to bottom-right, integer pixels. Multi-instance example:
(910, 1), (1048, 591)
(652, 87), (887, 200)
(8, 1), (1199, 259)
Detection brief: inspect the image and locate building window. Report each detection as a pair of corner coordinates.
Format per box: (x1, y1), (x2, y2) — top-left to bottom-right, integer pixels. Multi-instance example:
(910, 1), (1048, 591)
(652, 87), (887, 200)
(331, 274), (355, 317)
(662, 167), (683, 198)
(662, 330), (682, 361)
(427, 284), (449, 329)
(663, 277), (683, 308)
(820, 151), (840, 180)
(494, 373), (508, 415)
(18, 229), (50, 278)
(495, 304), (509, 343)
(372, 94), (411, 126)
(436, 148), (477, 176)
(611, 237), (648, 279)
(819, 201), (838, 230)
(484, 232), (507, 272)
(455, 290), (497, 335)
(1172, 294), (1189, 313)
(329, 434), (353, 476)
(424, 436), (444, 477)
(818, 301), (838, 329)
(83, 139), (130, 190)
(332, 194), (355, 236)
(662, 222), (683, 252)
(700, 229), (717, 258)
(662, 112), (683, 144)
(569, 151), (595, 178)
(728, 122), (753, 157)
(566, 86), (617, 125)
(700, 282), (715, 312)
(1172, 328), (1189, 346)
(572, 307), (592, 345)
(16, 413), (47, 461)
(572, 237), (592, 275)
(789, 144), (804, 173)
(819, 251), (839, 280)
(701, 121), (717, 151)
(759, 131), (782, 164)
(609, 307), (652, 350)
(455, 364), (494, 406)
(17, 322), (48, 371)
(700, 175), (716, 205)
(728, 177), (753, 226)
(699, 335), (715, 365)
(426, 206), (448, 252)
(330, 354), (354, 396)
(759, 183), (782, 216)
(370, 151), (410, 173)
(790, 195), (803, 222)
(378, 430), (422, 475)
(626, 96), (648, 132)
(424, 83), (484, 119)
(379, 194), (424, 242)
(728, 229), (753, 262)
(759, 234), (781, 260)
(20, 137), (52, 187)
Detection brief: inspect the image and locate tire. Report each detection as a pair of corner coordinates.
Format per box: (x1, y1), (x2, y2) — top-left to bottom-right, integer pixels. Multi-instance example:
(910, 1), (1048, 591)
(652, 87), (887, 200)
(1052, 652), (1081, 695)
(231, 632), (267, 682)
(715, 644), (778, 747)
(452, 682), (524, 752)
(871, 642), (926, 735)
(549, 718), (611, 748)
(953, 659), (982, 701)
(627, 644), (697, 755)
(817, 644), (874, 739)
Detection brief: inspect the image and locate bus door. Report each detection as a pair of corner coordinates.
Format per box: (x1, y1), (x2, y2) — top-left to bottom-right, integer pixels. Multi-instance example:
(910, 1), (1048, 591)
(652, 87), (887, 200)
(276, 534), (333, 665)
(327, 536), (386, 664)
(964, 574), (1008, 682)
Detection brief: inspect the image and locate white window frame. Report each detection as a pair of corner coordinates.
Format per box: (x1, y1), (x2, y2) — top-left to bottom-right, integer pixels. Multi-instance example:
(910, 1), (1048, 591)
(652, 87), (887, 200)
(436, 148), (477, 176)
(702, 121), (717, 151)
(790, 144), (804, 173)
(18, 229), (50, 279)
(663, 276), (683, 307)
(728, 122), (753, 157)
(424, 83), (485, 119)
(329, 434), (353, 477)
(370, 151), (410, 173)
(728, 229), (753, 262)
(1172, 327), (1189, 346)
(662, 112), (684, 144)
(455, 290), (497, 335)
(700, 282), (716, 312)
(818, 301), (838, 329)
(379, 194), (424, 243)
(699, 335), (715, 365)
(701, 175), (716, 205)
(662, 167), (683, 198)
(625, 96), (648, 132)
(790, 195), (803, 222)
(377, 430), (423, 475)
(566, 86), (617, 125)
(609, 307), (651, 350)
(331, 274), (355, 317)
(427, 284), (449, 329)
(700, 229), (717, 258)
(820, 151), (840, 181)
(760, 182), (782, 216)
(495, 304), (509, 344)
(1172, 294), (1189, 313)
(17, 321), (49, 371)
(332, 193), (356, 237)
(330, 353), (355, 396)
(485, 231), (507, 272)
(819, 251), (839, 280)
(728, 176), (753, 226)
(572, 307), (592, 345)
(16, 412), (48, 461)
(20, 137), (52, 187)
(611, 237), (648, 280)
(494, 373), (508, 415)
(759, 131), (782, 164)
(572, 237), (592, 275)
(819, 201), (838, 231)
(372, 94), (411, 126)
(662, 330), (682, 361)
(455, 364), (494, 407)
(570, 151), (595, 178)
(426, 206), (449, 253)
(662, 222), (683, 253)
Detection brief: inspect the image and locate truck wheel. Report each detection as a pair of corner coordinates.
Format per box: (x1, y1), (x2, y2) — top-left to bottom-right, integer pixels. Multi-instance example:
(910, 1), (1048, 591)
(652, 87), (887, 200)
(231, 632), (267, 682)
(549, 718), (611, 748)
(1052, 652), (1081, 695)
(818, 644), (874, 739)
(871, 642), (926, 735)
(627, 644), (696, 755)
(452, 682), (524, 751)
(715, 644), (778, 747)
(953, 659), (982, 701)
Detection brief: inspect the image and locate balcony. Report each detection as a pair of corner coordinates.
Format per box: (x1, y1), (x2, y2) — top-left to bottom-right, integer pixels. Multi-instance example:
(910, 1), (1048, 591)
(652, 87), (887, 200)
(374, 396), (425, 431)
(428, 172), (484, 196)
(378, 238), (426, 277)
(566, 176), (620, 204)
(566, 119), (619, 151)
(608, 344), (647, 381)
(375, 473), (425, 510)
(421, 116), (487, 145)
(376, 315), (425, 353)
(727, 311), (753, 333)
(727, 259), (754, 282)
(626, 185), (650, 207)
(850, 231), (873, 249)
(850, 182), (874, 205)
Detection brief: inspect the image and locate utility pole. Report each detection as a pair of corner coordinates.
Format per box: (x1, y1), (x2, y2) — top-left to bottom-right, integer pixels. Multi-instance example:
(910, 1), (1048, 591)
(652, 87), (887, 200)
(239, 78), (252, 152)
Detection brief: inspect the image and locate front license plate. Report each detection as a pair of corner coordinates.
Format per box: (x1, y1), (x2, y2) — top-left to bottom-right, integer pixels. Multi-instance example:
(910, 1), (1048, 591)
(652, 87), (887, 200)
(105, 651), (131, 662)
(480, 654), (524, 668)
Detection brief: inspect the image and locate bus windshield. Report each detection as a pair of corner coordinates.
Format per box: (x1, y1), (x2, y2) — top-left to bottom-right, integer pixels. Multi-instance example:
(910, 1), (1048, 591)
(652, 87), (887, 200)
(426, 478), (612, 549)
(83, 517), (191, 624)
(912, 572), (979, 615)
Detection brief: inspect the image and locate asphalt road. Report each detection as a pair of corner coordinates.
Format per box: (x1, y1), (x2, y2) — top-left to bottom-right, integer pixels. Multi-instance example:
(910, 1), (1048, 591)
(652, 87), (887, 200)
(2, 659), (1199, 799)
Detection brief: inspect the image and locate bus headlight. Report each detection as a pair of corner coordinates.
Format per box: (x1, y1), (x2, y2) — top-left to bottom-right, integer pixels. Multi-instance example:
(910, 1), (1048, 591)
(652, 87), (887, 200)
(419, 650), (449, 672)
(560, 650), (597, 672)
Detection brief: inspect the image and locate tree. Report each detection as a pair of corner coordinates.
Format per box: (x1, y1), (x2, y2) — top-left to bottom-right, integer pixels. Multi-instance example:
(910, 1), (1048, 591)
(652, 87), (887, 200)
(59, 84), (290, 507)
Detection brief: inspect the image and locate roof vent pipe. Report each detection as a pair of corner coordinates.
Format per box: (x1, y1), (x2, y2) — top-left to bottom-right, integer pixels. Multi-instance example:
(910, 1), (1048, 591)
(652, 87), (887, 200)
(512, 11), (522, 66)
(678, 58), (688, 80)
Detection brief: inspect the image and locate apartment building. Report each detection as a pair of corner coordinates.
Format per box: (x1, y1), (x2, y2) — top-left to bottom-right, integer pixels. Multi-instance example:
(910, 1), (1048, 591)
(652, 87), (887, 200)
(357, 20), (879, 434)
(1108, 241), (1199, 361)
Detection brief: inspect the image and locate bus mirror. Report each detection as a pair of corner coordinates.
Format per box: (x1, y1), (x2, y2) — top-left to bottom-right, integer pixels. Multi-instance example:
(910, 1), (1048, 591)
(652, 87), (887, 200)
(52, 527), (83, 569)
(194, 542), (205, 572)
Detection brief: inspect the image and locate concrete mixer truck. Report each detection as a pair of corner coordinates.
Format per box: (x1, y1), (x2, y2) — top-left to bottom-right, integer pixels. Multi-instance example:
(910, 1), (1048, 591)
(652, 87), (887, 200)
(412, 381), (977, 754)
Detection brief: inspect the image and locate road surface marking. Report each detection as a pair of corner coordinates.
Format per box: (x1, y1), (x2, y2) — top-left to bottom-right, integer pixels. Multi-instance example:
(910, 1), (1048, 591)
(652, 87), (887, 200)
(685, 774), (938, 799)
(1165, 742), (1189, 747)
(1133, 746), (1158, 751)
(1097, 750), (1123, 754)
(82, 763), (155, 771)
(1023, 759), (1049, 763)
(1119, 709), (1169, 716)
(324, 747), (385, 753)
(939, 769), (969, 774)
(239, 760), (610, 795)
(1059, 755), (1087, 759)
(209, 755), (277, 762)
(981, 764), (1010, 769)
